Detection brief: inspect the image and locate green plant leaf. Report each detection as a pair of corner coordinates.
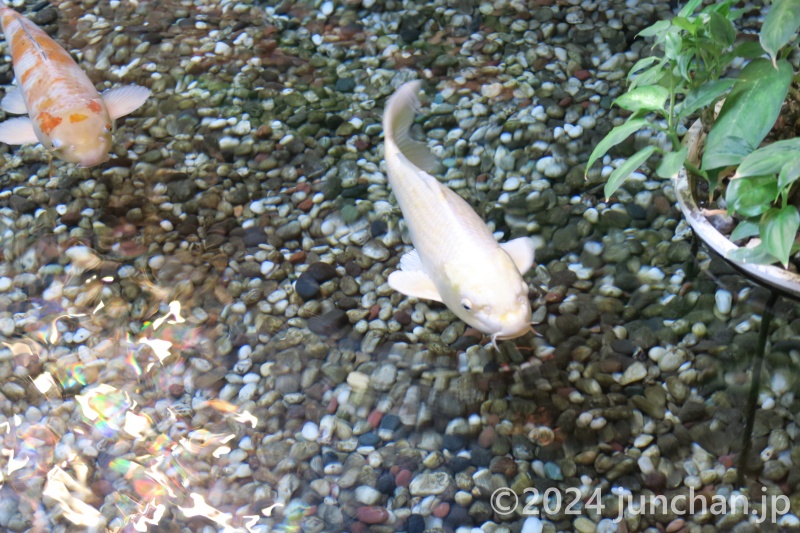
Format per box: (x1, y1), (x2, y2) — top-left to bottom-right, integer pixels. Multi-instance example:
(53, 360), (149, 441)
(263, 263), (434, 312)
(677, 0), (703, 18)
(736, 139), (800, 178)
(760, 205), (800, 267)
(676, 53), (692, 82)
(778, 157), (800, 191)
(726, 175), (778, 218)
(726, 241), (779, 264)
(703, 136), (755, 169)
(630, 64), (667, 90)
(655, 146), (688, 178)
(702, 58), (793, 171)
(584, 118), (651, 176)
(732, 41), (766, 59)
(760, 0), (800, 66)
(671, 17), (696, 33)
(677, 78), (735, 119)
(664, 32), (683, 60)
(604, 146), (655, 199)
(627, 56), (660, 80)
(709, 10), (736, 47)
(730, 219), (761, 241)
(638, 20), (672, 38)
(614, 86), (670, 113)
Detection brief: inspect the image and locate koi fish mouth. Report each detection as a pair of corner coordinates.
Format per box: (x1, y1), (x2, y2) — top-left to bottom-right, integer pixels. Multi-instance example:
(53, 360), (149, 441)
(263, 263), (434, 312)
(490, 324), (536, 351)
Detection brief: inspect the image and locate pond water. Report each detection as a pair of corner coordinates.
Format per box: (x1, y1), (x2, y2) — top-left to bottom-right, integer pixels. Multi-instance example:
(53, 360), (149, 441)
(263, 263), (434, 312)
(0, 0), (798, 532)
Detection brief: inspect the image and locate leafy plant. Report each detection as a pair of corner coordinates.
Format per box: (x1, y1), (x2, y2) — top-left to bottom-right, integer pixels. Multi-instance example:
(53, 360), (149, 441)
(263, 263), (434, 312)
(585, 0), (800, 267)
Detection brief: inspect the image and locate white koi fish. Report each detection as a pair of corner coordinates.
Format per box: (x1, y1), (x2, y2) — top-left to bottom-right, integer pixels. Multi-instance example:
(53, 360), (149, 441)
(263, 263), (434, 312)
(0, 4), (151, 167)
(383, 80), (536, 347)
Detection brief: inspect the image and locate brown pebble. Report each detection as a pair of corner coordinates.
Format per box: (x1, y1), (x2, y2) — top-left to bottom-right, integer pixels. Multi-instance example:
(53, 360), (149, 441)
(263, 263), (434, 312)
(490, 456), (518, 478)
(367, 409), (383, 428)
(642, 471), (667, 492)
(395, 469), (412, 487)
(599, 358), (622, 374)
(394, 310), (412, 325)
(356, 506), (389, 524)
(477, 426), (497, 448)
(368, 304), (380, 320)
(653, 195), (672, 215)
(289, 251), (306, 264)
(573, 69), (591, 81)
(558, 96), (573, 107)
(91, 480), (113, 498)
(168, 383), (184, 397)
(544, 292), (563, 303)
(433, 502), (450, 518)
(666, 519), (685, 533)
(297, 198), (313, 211)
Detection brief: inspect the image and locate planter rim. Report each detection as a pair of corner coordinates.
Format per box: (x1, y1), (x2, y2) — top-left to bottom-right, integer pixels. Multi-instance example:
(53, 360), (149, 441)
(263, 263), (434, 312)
(672, 119), (800, 300)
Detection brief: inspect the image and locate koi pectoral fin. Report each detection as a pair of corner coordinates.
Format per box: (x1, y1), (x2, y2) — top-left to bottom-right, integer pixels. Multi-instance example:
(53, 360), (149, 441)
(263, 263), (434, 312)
(0, 116), (38, 145)
(500, 237), (536, 274)
(388, 269), (443, 302)
(1, 86), (27, 115)
(101, 84), (152, 120)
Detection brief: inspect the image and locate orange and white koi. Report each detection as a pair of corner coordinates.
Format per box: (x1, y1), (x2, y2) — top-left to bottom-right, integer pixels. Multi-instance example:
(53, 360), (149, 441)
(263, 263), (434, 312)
(0, 4), (151, 167)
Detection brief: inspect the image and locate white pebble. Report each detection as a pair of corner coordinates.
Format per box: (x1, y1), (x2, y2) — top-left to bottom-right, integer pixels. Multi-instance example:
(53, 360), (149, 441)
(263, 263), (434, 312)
(321, 0), (334, 15)
(583, 241), (603, 256)
(503, 176), (522, 191)
(772, 370), (792, 396)
(354, 485), (381, 505)
(73, 328), (91, 344)
(232, 119), (251, 136)
(596, 518), (619, 533)
(589, 416), (607, 430)
(715, 289), (732, 314)
(619, 362), (647, 385)
(521, 517), (544, 533)
(564, 123), (583, 139)
(214, 42), (232, 56)
(218, 136), (240, 150)
(658, 348), (686, 373)
(148, 255), (165, 270)
(640, 266), (665, 282)
(65, 245), (101, 269)
(301, 422), (320, 441)
(0, 277), (11, 292)
(637, 454), (654, 474)
(237, 383), (257, 401)
(261, 261), (276, 276)
(235, 464), (252, 478)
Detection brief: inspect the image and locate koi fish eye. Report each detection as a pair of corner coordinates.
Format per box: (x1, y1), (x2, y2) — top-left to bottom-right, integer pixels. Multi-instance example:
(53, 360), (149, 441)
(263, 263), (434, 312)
(51, 139), (62, 150)
(461, 299), (473, 311)
(104, 123), (111, 132)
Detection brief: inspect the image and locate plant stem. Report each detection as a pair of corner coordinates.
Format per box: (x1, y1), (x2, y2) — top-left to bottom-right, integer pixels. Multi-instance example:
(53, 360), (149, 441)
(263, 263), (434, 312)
(684, 160), (705, 181)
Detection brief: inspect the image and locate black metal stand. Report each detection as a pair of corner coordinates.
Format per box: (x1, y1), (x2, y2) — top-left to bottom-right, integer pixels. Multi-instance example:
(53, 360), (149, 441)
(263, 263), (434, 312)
(736, 290), (779, 486)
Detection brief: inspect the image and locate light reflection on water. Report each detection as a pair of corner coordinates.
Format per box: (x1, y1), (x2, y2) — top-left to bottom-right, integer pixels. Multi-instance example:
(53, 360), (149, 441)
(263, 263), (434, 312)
(0, 265), (291, 532)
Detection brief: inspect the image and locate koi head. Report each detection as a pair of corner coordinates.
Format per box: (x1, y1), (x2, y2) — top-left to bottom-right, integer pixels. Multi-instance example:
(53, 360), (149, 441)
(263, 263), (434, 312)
(444, 251), (533, 345)
(47, 111), (112, 168)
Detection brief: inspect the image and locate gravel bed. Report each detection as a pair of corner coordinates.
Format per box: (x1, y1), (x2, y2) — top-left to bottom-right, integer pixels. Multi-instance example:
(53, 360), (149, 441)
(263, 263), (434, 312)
(0, 0), (798, 532)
